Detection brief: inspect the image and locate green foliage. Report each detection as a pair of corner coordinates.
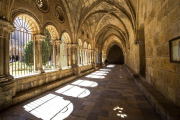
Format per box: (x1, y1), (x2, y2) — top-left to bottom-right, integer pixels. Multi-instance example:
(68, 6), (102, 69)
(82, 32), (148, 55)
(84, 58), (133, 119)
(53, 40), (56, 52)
(44, 28), (53, 55)
(23, 40), (50, 66)
(24, 40), (34, 66)
(42, 40), (50, 65)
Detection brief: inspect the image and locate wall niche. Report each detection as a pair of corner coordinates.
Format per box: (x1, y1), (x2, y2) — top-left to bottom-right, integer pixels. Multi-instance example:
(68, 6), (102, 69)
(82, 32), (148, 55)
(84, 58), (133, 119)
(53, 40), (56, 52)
(55, 6), (65, 23)
(35, 0), (50, 12)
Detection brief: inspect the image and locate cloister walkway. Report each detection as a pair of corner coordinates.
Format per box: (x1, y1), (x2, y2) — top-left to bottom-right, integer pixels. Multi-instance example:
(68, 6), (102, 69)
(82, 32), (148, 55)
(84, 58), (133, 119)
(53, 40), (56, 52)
(0, 65), (160, 120)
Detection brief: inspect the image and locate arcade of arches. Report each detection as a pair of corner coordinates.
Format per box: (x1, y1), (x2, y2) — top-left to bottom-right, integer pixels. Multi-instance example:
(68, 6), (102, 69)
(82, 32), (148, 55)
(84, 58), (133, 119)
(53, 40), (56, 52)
(0, 0), (180, 119)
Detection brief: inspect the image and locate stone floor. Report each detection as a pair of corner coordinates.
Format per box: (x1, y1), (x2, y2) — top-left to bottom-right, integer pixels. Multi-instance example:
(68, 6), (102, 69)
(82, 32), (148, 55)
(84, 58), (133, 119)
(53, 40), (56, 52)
(0, 65), (160, 120)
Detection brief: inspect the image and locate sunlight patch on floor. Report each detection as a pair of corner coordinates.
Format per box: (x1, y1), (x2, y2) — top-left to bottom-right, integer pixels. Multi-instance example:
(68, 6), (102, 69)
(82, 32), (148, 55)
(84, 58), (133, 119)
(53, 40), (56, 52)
(113, 106), (127, 118)
(71, 80), (98, 87)
(55, 85), (90, 98)
(107, 65), (115, 67)
(23, 94), (73, 120)
(85, 70), (108, 79)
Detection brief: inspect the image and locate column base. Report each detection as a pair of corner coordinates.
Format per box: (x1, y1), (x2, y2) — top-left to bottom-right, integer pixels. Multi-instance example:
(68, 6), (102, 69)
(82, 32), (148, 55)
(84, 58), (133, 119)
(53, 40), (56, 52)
(0, 75), (16, 111)
(0, 75), (14, 83)
(36, 69), (45, 73)
(92, 63), (96, 69)
(56, 68), (62, 71)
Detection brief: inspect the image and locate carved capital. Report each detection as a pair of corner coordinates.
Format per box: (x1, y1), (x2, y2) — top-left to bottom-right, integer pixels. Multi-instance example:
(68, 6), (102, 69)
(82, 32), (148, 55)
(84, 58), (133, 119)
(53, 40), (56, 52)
(70, 44), (79, 48)
(35, 34), (46, 42)
(54, 39), (62, 44)
(0, 19), (15, 37)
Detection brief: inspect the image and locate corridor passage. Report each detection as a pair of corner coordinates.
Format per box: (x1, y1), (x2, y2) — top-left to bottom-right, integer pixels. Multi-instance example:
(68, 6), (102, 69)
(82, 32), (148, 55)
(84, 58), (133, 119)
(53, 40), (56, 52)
(0, 65), (160, 120)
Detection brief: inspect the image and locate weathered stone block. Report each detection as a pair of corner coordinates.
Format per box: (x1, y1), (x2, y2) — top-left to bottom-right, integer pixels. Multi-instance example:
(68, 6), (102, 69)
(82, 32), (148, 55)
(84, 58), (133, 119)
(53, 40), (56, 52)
(168, 86), (176, 103)
(161, 0), (169, 8)
(165, 25), (173, 42)
(157, 7), (165, 22)
(159, 30), (165, 44)
(166, 58), (176, 72)
(155, 1), (161, 16)
(168, 5), (180, 26)
(168, 73), (178, 89)
(161, 16), (168, 30)
(153, 68), (158, 79)
(173, 20), (180, 38)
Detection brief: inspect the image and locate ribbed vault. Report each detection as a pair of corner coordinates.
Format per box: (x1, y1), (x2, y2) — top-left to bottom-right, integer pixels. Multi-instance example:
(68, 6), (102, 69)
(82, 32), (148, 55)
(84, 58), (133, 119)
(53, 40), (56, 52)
(65, 0), (137, 53)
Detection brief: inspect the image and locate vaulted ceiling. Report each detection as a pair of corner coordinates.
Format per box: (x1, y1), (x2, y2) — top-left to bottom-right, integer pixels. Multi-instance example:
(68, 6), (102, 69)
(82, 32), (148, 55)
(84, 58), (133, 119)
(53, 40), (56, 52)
(63, 0), (137, 53)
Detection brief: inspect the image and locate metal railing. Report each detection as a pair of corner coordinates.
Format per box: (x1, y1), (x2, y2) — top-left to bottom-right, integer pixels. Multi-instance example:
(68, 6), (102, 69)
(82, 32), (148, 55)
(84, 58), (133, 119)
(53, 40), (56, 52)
(10, 30), (34, 77)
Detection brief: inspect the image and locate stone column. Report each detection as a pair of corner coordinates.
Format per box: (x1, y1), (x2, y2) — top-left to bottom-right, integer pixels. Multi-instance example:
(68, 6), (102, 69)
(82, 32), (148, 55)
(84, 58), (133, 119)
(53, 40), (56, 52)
(89, 50), (91, 64)
(55, 40), (61, 70)
(82, 48), (84, 65)
(87, 49), (89, 64)
(85, 49), (88, 64)
(91, 49), (96, 69)
(34, 39), (38, 71)
(71, 44), (80, 75)
(0, 20), (15, 81)
(77, 46), (80, 65)
(100, 49), (103, 66)
(0, 20), (16, 111)
(35, 35), (45, 73)
(67, 44), (71, 67)
(53, 42), (57, 70)
(80, 48), (83, 65)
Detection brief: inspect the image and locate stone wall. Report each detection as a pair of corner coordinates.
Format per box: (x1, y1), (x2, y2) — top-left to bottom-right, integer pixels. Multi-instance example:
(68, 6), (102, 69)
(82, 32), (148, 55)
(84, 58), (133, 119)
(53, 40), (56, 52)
(80, 65), (93, 72)
(0, 65), (95, 111)
(15, 69), (74, 93)
(144, 0), (180, 106)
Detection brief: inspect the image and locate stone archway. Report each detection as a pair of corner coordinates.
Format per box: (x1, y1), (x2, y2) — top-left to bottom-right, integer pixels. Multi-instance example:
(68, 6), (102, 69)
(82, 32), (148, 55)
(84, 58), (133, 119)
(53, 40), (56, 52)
(107, 45), (124, 64)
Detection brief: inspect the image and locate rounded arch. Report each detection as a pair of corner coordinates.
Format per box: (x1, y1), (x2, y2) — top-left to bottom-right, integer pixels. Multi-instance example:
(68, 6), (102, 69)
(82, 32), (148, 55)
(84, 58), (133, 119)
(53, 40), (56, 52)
(61, 32), (71, 44)
(11, 9), (40, 34)
(12, 14), (40, 34)
(106, 42), (124, 57)
(103, 37), (125, 55)
(44, 23), (59, 40)
(88, 44), (91, 49)
(106, 44), (124, 64)
(83, 42), (87, 48)
(78, 39), (82, 46)
(96, 24), (130, 50)
(60, 30), (72, 43)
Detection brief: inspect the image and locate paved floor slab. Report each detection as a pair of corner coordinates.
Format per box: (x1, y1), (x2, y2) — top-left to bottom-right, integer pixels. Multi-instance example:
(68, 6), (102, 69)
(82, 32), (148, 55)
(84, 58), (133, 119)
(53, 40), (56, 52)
(0, 65), (160, 120)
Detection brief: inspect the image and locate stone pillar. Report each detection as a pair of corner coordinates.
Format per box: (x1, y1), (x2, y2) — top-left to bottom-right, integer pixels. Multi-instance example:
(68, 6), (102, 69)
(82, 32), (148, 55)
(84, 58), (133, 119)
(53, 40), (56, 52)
(71, 44), (80, 75)
(82, 48), (84, 65)
(67, 44), (71, 67)
(53, 42), (57, 70)
(55, 40), (61, 70)
(89, 50), (91, 64)
(34, 39), (38, 71)
(87, 49), (89, 64)
(0, 20), (15, 81)
(86, 49), (88, 64)
(35, 35), (45, 73)
(77, 46), (80, 65)
(100, 49), (103, 66)
(80, 48), (83, 65)
(91, 49), (96, 69)
(0, 20), (16, 111)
